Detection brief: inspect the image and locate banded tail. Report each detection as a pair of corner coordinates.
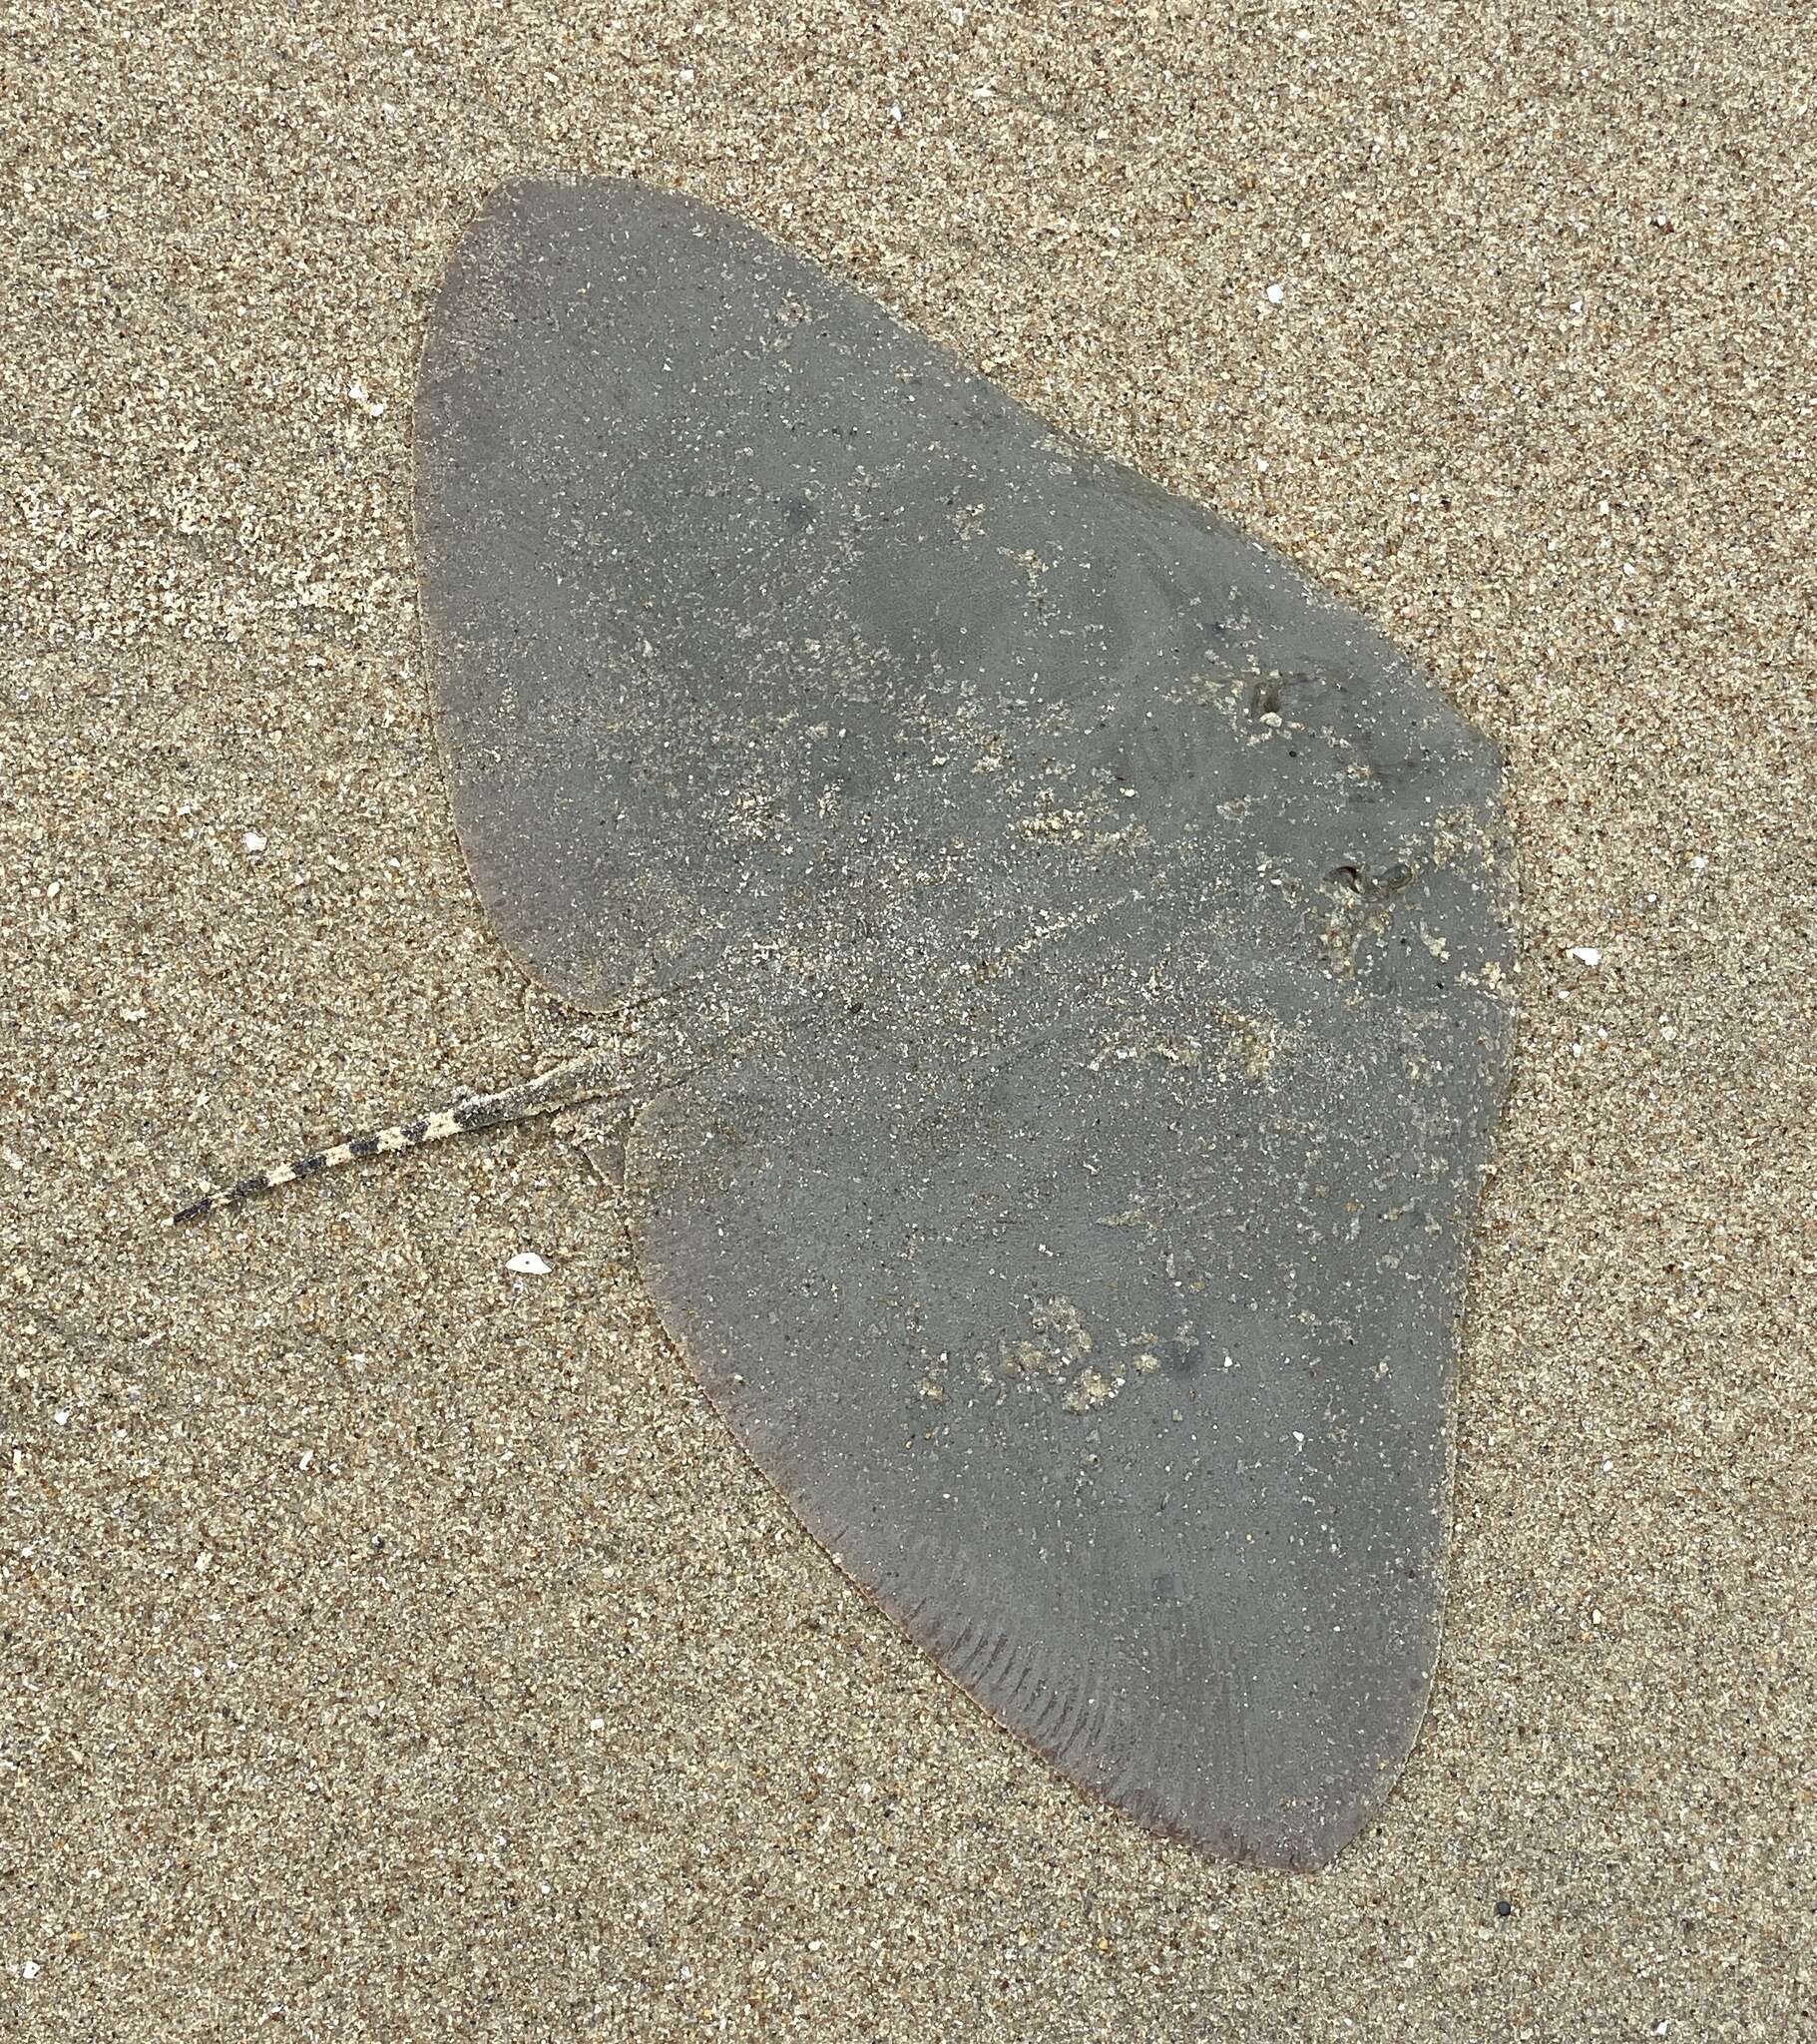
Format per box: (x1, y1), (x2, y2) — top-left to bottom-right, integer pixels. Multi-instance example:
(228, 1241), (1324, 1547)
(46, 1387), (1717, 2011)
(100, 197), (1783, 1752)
(165, 1044), (627, 1227)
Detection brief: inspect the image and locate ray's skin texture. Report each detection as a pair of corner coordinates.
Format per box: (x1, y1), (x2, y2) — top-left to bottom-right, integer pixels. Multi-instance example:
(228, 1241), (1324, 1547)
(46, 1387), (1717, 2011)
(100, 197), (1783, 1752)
(179, 178), (1512, 1871)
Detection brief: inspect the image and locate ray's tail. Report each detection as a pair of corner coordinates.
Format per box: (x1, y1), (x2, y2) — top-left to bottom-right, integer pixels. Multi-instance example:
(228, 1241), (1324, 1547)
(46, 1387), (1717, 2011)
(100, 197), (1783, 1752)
(165, 1044), (627, 1227)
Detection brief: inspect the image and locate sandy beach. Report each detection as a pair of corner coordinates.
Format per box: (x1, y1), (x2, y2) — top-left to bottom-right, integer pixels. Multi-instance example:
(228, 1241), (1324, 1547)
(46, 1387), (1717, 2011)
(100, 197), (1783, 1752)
(3, 3), (1812, 2037)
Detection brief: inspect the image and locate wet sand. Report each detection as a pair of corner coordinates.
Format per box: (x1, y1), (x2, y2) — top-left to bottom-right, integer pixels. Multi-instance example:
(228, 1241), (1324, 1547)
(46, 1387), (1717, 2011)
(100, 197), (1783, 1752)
(3, 4), (1811, 2037)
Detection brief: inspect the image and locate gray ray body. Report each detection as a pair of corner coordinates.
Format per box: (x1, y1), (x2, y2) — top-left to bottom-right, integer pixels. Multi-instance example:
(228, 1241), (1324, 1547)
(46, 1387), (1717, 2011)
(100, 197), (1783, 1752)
(170, 178), (1516, 1871)
(402, 179), (1518, 1869)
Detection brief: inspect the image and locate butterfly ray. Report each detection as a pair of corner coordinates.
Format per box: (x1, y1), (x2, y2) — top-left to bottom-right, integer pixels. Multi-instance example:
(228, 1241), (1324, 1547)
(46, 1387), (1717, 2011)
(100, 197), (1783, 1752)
(414, 179), (1517, 1869)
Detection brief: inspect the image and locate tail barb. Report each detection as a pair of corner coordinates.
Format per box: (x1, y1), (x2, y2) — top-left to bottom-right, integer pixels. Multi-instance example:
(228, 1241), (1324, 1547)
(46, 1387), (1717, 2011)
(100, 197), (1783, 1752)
(165, 1045), (625, 1227)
